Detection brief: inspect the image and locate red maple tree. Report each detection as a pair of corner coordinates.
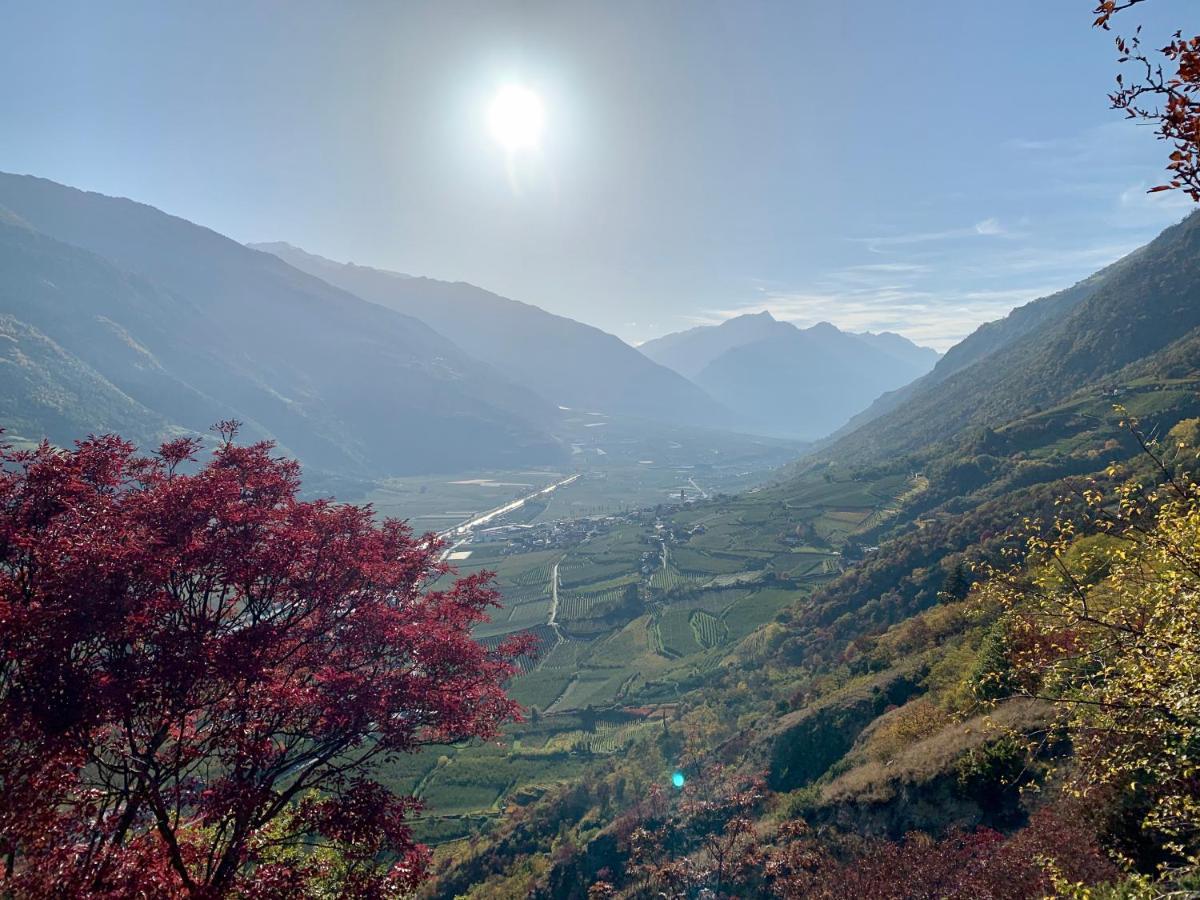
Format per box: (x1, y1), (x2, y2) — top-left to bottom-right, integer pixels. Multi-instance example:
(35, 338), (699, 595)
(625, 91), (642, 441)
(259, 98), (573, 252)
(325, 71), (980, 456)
(0, 424), (527, 897)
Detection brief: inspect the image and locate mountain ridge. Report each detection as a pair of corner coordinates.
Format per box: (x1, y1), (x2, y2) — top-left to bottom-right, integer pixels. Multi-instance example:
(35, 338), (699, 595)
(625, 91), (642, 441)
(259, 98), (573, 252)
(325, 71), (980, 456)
(819, 210), (1200, 464)
(251, 241), (734, 428)
(0, 173), (566, 475)
(640, 311), (939, 440)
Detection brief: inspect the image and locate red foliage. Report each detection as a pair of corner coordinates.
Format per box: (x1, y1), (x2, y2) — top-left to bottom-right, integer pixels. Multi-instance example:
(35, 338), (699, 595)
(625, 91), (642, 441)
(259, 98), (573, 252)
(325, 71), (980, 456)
(614, 767), (1117, 899)
(626, 767), (770, 896)
(1095, 0), (1200, 200)
(767, 807), (1118, 900)
(0, 428), (527, 896)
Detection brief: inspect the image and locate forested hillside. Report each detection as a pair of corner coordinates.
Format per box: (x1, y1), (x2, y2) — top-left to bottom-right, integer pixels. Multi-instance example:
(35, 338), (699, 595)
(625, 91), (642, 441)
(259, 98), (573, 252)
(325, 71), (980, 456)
(424, 208), (1200, 899)
(823, 212), (1200, 463)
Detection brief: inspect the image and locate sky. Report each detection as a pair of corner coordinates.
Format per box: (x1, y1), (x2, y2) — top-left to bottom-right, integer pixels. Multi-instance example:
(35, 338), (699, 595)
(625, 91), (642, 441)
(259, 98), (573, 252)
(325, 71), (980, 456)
(0, 0), (1195, 351)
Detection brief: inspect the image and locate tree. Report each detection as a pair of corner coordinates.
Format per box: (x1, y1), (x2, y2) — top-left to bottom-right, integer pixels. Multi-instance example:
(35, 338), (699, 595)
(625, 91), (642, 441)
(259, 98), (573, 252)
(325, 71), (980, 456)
(0, 425), (528, 897)
(1095, 0), (1200, 200)
(616, 770), (1115, 899)
(980, 435), (1200, 863)
(625, 766), (768, 897)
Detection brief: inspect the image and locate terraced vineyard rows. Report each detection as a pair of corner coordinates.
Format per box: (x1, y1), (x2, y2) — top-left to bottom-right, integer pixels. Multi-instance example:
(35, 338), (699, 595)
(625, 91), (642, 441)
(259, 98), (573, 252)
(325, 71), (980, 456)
(507, 556), (560, 587)
(669, 587), (753, 614)
(556, 586), (627, 620)
(497, 582), (551, 606)
(690, 610), (726, 648)
(539, 719), (660, 755)
(537, 638), (589, 670)
(650, 560), (696, 593)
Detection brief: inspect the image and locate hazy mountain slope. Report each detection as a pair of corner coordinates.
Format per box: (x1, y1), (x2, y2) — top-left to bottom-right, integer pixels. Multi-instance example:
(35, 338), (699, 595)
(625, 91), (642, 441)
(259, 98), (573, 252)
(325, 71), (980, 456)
(251, 241), (732, 427)
(852, 330), (941, 371)
(0, 314), (172, 448)
(825, 212), (1200, 464)
(637, 310), (789, 380)
(640, 312), (936, 386)
(0, 218), (277, 444)
(0, 173), (564, 474)
(642, 314), (937, 440)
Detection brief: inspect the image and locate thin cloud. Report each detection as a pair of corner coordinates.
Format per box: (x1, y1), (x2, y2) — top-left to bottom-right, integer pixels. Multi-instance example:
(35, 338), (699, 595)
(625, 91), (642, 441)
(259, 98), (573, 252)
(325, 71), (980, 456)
(855, 217), (1014, 251)
(1005, 137), (1060, 151)
(668, 123), (1195, 354)
(704, 232), (1142, 351)
(843, 262), (933, 274)
(1116, 181), (1195, 229)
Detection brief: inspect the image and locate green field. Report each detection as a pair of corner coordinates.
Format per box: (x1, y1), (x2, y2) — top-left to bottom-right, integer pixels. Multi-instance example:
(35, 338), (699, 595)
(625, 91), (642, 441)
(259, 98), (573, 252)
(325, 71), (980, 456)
(372, 449), (918, 845)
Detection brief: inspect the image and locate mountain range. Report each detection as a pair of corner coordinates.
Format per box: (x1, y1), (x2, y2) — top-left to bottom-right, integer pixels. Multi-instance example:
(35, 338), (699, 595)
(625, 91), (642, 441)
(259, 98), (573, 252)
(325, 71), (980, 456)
(0, 172), (955, 478)
(427, 214), (1200, 897)
(6, 169), (1200, 895)
(639, 311), (940, 439)
(251, 241), (731, 427)
(0, 173), (572, 475)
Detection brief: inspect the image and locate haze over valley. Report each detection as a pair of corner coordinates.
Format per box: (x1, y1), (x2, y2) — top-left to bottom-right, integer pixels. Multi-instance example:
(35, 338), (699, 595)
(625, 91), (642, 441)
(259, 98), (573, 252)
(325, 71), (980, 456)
(4, 4), (1200, 898)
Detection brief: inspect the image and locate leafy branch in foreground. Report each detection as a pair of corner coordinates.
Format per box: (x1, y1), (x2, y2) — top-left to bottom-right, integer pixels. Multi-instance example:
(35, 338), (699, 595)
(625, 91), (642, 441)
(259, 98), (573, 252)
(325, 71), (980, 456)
(1094, 0), (1200, 200)
(0, 425), (528, 897)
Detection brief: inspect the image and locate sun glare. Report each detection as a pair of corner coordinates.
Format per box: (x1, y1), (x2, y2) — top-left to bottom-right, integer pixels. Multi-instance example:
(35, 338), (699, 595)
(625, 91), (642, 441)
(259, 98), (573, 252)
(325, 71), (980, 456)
(488, 84), (545, 152)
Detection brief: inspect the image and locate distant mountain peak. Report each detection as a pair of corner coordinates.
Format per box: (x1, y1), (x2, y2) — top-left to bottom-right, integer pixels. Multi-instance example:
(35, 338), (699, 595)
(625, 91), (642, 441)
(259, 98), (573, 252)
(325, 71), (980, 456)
(640, 310), (938, 439)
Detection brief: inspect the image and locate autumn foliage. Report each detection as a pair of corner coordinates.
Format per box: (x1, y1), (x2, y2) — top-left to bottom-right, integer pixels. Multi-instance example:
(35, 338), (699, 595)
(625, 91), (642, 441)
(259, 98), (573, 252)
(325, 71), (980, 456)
(0, 426), (526, 897)
(1095, 0), (1200, 200)
(981, 418), (1200, 864)
(615, 765), (1116, 899)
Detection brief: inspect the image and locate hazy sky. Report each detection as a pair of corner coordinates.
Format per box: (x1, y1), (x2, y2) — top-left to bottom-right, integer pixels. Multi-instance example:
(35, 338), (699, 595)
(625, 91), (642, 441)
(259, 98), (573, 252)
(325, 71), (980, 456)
(1, 0), (1195, 350)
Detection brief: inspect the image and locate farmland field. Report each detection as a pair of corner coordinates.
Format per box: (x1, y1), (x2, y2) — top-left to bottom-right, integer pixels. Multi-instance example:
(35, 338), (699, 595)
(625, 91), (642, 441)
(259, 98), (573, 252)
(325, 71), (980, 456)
(371, 446), (917, 846)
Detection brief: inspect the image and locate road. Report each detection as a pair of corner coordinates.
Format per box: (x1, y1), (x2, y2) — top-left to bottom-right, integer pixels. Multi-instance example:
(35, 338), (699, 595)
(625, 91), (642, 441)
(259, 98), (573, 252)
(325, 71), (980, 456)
(436, 473), (580, 561)
(542, 559), (565, 655)
(439, 473), (580, 540)
(547, 560), (561, 629)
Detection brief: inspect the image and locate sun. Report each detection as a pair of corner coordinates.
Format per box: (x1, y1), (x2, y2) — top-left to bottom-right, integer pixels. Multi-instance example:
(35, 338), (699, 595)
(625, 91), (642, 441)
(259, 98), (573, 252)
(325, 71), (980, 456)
(488, 85), (545, 152)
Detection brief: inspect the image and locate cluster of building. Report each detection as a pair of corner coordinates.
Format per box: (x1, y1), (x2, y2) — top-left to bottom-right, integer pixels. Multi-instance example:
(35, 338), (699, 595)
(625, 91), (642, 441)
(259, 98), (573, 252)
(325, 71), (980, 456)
(474, 515), (623, 553)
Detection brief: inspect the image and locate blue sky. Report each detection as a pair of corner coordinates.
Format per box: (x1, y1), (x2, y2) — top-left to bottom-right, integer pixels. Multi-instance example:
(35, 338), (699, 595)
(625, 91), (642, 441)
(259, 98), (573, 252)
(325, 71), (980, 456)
(0, 0), (1194, 349)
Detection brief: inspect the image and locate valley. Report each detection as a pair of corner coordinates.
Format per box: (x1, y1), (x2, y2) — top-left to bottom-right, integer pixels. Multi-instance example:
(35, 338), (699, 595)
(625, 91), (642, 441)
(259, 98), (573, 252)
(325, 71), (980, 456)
(391, 460), (919, 845)
(418, 211), (1200, 896)
(355, 410), (803, 531)
(10, 5), (1200, 897)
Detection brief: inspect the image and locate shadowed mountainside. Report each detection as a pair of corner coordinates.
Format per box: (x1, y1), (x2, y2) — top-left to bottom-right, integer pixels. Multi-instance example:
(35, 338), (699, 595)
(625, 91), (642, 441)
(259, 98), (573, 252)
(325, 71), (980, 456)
(0, 173), (566, 474)
(252, 241), (734, 428)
